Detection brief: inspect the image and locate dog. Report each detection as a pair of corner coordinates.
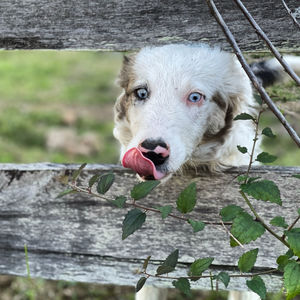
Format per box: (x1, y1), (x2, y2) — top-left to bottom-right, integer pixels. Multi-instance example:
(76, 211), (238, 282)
(113, 44), (300, 181)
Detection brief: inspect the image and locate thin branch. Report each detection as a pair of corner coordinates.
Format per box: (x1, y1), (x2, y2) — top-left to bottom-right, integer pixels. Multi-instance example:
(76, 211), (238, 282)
(206, 0), (300, 148)
(287, 215), (300, 231)
(220, 219), (244, 248)
(142, 268), (278, 280)
(244, 110), (263, 183)
(281, 0), (300, 30)
(234, 0), (300, 85)
(240, 190), (290, 248)
(282, 215), (300, 240)
(69, 183), (231, 226)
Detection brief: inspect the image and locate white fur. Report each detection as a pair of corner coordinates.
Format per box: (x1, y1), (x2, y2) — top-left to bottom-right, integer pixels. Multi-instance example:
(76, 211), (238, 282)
(114, 44), (260, 178)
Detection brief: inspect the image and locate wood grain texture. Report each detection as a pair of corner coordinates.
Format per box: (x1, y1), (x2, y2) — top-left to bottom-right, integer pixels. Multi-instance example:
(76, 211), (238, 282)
(0, 0), (299, 51)
(0, 163), (299, 291)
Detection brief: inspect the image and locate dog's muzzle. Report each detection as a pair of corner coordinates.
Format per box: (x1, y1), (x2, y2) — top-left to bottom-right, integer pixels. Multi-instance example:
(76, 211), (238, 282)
(122, 138), (170, 180)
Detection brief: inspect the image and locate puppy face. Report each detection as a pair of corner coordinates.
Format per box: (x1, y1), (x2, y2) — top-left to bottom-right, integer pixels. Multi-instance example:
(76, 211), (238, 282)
(113, 44), (252, 180)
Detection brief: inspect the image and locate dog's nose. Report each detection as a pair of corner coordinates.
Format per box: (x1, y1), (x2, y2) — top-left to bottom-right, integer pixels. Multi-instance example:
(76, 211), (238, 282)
(139, 139), (170, 166)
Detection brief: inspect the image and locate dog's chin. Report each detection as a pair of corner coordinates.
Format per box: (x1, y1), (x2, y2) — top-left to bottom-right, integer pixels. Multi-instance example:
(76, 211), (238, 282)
(136, 172), (173, 183)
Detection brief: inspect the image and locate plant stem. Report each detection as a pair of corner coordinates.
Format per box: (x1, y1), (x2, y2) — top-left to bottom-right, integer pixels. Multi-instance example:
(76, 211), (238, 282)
(69, 183), (231, 226)
(244, 110), (262, 183)
(240, 190), (290, 248)
(282, 215), (300, 240)
(142, 268), (278, 280)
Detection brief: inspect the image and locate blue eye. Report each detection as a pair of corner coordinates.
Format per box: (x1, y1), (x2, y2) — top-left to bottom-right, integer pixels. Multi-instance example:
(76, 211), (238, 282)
(188, 92), (205, 103)
(135, 88), (148, 100)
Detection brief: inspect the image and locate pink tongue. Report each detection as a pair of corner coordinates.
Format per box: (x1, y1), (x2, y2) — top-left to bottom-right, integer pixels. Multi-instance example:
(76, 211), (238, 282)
(122, 147), (165, 180)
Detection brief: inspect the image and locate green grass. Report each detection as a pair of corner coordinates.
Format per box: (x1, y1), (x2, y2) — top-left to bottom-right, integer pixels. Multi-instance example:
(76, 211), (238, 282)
(0, 51), (122, 164)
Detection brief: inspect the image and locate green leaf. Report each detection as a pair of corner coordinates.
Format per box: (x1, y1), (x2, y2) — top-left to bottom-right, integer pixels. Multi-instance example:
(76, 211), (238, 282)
(292, 174), (300, 179)
(234, 113), (255, 121)
(246, 275), (266, 300)
(220, 205), (244, 222)
(110, 196), (127, 208)
(172, 278), (191, 297)
(122, 209), (146, 240)
(56, 189), (77, 198)
(298, 208), (300, 216)
(254, 94), (263, 105)
(270, 216), (288, 229)
(72, 163), (87, 182)
(262, 127), (276, 138)
(156, 249), (179, 275)
(230, 211), (265, 247)
(188, 258), (214, 279)
(97, 173), (115, 194)
(240, 180), (281, 205)
(284, 260), (300, 300)
(237, 175), (248, 183)
(142, 256), (151, 271)
(277, 255), (291, 272)
(131, 180), (160, 200)
(176, 182), (197, 214)
(286, 249), (295, 259)
(256, 152), (277, 163)
(284, 228), (300, 257)
(88, 173), (101, 188)
(237, 145), (248, 154)
(238, 248), (259, 272)
(136, 277), (147, 292)
(155, 205), (172, 219)
(188, 219), (206, 233)
(215, 272), (230, 288)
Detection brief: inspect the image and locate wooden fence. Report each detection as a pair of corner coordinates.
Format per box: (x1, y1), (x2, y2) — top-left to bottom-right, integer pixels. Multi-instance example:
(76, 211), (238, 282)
(0, 164), (299, 291)
(0, 0), (299, 296)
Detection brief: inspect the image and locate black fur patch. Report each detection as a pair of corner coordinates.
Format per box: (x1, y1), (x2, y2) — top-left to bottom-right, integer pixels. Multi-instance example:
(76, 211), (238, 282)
(250, 61), (281, 87)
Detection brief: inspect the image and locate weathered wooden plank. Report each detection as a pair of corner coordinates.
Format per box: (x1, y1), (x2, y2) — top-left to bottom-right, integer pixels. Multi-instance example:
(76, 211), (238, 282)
(0, 163), (299, 291)
(0, 0), (299, 51)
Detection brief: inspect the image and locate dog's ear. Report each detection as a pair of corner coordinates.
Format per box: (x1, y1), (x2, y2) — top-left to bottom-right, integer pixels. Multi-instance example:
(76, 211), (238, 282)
(202, 92), (234, 144)
(117, 54), (136, 89)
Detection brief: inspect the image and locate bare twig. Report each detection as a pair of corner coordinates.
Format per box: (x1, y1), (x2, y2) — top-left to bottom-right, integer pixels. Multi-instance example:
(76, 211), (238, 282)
(234, 0), (300, 85)
(206, 0), (300, 148)
(281, 0), (300, 30)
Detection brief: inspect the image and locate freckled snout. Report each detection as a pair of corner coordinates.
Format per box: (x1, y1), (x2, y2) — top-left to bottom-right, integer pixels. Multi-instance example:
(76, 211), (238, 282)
(122, 138), (170, 180)
(139, 139), (170, 166)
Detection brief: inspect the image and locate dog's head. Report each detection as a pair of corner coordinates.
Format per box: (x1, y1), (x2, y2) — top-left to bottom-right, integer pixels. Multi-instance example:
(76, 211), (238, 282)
(113, 44), (253, 180)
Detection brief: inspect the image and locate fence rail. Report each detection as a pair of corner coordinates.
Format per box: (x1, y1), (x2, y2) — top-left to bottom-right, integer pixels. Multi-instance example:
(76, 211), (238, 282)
(0, 163), (299, 290)
(0, 0), (299, 51)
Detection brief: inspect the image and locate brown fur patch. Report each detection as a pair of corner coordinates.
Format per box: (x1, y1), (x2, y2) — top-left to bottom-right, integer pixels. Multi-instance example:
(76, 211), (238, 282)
(117, 54), (136, 89)
(211, 91), (227, 111)
(203, 102), (233, 144)
(114, 54), (137, 121)
(114, 93), (130, 121)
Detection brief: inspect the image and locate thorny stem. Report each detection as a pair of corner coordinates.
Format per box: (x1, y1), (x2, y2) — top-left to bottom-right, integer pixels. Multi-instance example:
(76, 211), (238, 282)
(69, 183), (231, 226)
(141, 268), (278, 281)
(234, 0), (300, 85)
(206, 0), (300, 147)
(240, 190), (290, 248)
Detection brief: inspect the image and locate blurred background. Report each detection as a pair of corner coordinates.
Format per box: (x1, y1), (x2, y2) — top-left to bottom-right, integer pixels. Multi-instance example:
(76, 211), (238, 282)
(0, 50), (299, 299)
